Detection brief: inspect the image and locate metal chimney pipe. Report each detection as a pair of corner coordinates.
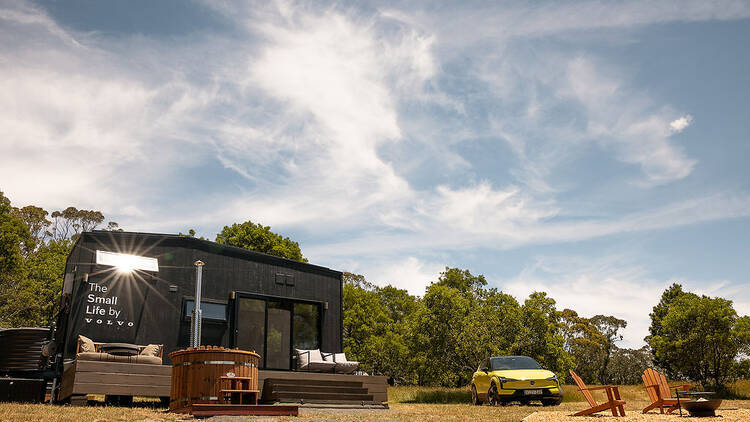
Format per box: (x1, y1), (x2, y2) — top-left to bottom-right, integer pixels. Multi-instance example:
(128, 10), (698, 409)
(190, 260), (205, 348)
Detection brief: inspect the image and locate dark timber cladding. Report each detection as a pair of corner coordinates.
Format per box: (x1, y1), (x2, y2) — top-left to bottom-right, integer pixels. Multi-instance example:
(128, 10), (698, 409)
(58, 231), (343, 367)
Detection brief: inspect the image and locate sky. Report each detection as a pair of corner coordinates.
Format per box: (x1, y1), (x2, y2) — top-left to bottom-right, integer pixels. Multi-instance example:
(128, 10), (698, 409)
(1, 0), (749, 348)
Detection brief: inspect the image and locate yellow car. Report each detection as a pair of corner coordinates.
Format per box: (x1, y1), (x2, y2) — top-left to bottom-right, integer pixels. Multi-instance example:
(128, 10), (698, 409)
(471, 356), (562, 406)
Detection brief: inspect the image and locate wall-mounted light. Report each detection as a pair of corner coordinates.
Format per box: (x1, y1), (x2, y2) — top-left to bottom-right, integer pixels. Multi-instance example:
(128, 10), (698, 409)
(96, 250), (159, 273)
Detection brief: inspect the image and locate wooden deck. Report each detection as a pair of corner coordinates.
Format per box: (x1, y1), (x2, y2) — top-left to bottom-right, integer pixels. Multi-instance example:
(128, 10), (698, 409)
(58, 362), (388, 408)
(258, 370), (388, 407)
(58, 360), (171, 403)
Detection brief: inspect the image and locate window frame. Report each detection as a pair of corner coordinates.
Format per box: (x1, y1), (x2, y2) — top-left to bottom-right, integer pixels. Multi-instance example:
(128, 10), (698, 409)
(232, 292), (323, 371)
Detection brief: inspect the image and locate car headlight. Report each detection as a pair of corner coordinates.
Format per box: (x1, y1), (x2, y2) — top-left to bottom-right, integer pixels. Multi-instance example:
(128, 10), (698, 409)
(499, 377), (518, 383)
(547, 375), (561, 388)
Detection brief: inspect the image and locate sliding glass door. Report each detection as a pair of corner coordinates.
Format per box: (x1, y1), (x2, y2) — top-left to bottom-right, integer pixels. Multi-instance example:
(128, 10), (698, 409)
(236, 298), (266, 367)
(235, 295), (321, 370)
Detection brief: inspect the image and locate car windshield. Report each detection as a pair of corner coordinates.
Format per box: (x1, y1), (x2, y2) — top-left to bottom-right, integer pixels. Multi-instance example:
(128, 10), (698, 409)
(490, 356), (542, 370)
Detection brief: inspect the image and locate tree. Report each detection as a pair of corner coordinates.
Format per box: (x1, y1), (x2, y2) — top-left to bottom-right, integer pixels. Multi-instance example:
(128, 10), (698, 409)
(606, 346), (652, 385)
(0, 191), (32, 275)
(2, 239), (71, 327)
(590, 315), (627, 384)
(433, 267), (487, 297)
(648, 289), (750, 388)
(216, 221), (306, 262)
(561, 309), (607, 383)
(647, 283), (690, 376)
(49, 207), (105, 241)
(0, 192), (116, 328)
(0, 192), (34, 327)
(412, 268), (522, 387)
(512, 292), (572, 378)
(411, 283), (471, 386)
(342, 273), (418, 384)
(458, 288), (521, 380)
(12, 205), (49, 252)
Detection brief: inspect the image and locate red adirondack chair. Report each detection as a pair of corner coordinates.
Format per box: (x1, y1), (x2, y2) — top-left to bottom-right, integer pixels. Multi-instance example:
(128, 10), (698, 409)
(569, 370), (626, 417)
(641, 368), (691, 414)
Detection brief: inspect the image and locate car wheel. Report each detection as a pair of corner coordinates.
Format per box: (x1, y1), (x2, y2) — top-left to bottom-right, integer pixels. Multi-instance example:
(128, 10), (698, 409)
(471, 384), (483, 405)
(487, 383), (499, 406)
(542, 398), (562, 406)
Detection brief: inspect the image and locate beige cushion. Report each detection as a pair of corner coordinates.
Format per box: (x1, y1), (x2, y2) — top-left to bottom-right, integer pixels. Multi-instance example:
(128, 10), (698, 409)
(78, 335), (96, 353)
(77, 352), (108, 361)
(323, 352), (348, 362)
(132, 355), (162, 365)
(140, 344), (161, 357)
(77, 352), (162, 365)
(296, 349), (322, 368)
(335, 361), (359, 374)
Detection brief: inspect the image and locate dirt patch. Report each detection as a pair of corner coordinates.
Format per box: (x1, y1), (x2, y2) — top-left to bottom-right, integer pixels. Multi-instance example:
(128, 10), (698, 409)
(522, 408), (750, 422)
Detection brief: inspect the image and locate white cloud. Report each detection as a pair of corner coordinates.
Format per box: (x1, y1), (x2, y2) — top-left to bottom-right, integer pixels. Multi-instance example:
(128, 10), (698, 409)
(500, 254), (750, 348)
(564, 57), (697, 185)
(356, 256), (444, 296)
(502, 256), (663, 348)
(1, 0), (749, 299)
(670, 115), (693, 133)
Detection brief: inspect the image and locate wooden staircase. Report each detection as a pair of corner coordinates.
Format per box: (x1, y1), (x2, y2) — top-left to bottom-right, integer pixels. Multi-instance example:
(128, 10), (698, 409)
(261, 378), (378, 407)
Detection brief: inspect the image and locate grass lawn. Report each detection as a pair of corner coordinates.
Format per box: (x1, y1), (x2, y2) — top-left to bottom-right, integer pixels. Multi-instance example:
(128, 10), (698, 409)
(0, 382), (749, 422)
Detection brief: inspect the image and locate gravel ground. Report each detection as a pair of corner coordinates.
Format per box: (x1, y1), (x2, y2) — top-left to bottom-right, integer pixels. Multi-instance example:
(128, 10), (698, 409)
(522, 408), (750, 422)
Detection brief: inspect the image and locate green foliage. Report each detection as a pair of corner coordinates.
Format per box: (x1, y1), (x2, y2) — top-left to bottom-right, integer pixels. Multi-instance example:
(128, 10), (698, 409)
(512, 292), (572, 379)
(0, 192), (113, 327)
(412, 283), (472, 386)
(1, 240), (71, 327)
(590, 314), (627, 383)
(216, 221), (306, 262)
(0, 191), (32, 274)
(342, 273), (417, 384)
(606, 346), (652, 385)
(648, 285), (750, 388)
(561, 308), (608, 383)
(178, 228), (206, 240)
(49, 207), (105, 241)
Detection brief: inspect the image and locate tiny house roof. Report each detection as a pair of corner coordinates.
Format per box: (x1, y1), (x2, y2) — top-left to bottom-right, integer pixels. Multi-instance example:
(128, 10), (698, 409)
(77, 230), (341, 278)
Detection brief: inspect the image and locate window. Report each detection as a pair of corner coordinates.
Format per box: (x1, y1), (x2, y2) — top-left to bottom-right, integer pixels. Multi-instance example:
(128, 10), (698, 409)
(178, 299), (228, 348)
(183, 300), (227, 321)
(235, 295), (321, 370)
(293, 302), (319, 350)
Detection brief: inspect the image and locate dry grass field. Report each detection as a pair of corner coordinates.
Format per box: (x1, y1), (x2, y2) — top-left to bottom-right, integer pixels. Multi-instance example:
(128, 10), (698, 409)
(0, 382), (749, 422)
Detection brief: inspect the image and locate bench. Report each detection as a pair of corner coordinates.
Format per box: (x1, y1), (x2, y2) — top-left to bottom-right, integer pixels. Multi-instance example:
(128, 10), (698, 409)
(57, 337), (169, 405)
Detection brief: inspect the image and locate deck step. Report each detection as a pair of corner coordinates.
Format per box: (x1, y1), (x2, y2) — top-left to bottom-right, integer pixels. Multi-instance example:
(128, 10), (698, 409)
(265, 385), (368, 394)
(271, 391), (374, 401)
(266, 378), (363, 388)
(261, 377), (373, 405)
(274, 398), (381, 405)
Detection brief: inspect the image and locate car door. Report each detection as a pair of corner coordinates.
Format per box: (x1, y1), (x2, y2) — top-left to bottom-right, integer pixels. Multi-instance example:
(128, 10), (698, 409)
(473, 359), (491, 395)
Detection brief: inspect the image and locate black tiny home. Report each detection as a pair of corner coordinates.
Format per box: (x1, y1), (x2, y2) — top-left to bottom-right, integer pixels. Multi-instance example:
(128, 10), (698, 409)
(54, 231), (343, 370)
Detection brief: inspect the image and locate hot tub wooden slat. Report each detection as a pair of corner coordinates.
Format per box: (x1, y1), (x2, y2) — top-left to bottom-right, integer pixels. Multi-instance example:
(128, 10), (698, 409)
(168, 346), (260, 412)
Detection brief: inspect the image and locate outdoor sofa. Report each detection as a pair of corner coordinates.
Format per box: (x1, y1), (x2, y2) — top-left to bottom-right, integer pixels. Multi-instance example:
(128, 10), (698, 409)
(57, 335), (169, 405)
(75, 335), (163, 364)
(295, 349), (359, 373)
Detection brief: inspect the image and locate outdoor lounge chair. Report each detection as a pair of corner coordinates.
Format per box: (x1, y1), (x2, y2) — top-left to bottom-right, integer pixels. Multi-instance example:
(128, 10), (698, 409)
(295, 349), (336, 372)
(569, 370), (626, 417)
(641, 368), (691, 414)
(323, 352), (359, 374)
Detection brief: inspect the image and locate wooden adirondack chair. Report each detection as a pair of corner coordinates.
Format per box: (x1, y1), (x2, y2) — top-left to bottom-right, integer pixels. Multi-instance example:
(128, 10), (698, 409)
(641, 368), (691, 414)
(569, 370), (626, 417)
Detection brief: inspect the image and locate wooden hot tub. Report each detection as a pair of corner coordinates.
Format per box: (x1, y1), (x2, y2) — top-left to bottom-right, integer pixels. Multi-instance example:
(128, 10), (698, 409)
(168, 346), (260, 412)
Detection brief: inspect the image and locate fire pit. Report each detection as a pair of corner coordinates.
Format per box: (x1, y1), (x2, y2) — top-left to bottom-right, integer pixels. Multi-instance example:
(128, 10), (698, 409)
(680, 399), (722, 417)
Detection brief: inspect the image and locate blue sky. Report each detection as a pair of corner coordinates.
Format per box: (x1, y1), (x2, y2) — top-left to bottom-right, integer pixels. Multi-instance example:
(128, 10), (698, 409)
(1, 0), (749, 347)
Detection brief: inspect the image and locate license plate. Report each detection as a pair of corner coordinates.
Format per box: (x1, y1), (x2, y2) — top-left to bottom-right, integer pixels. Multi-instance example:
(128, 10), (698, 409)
(523, 389), (543, 395)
